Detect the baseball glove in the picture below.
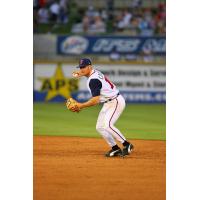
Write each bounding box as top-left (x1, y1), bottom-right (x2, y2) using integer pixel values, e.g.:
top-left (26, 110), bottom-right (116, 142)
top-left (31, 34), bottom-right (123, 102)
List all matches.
top-left (65, 98), bottom-right (80, 113)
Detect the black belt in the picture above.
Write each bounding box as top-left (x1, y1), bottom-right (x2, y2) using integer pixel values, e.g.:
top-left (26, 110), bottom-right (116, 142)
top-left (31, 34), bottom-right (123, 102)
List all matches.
top-left (104, 93), bottom-right (120, 103)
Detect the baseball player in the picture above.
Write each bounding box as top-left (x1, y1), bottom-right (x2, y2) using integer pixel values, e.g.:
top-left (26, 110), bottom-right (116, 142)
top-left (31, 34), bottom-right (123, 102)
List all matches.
top-left (68, 58), bottom-right (134, 157)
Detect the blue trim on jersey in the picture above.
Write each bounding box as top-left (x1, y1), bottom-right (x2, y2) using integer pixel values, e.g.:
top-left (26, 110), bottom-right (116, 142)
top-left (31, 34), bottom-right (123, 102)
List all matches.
top-left (89, 79), bottom-right (102, 97)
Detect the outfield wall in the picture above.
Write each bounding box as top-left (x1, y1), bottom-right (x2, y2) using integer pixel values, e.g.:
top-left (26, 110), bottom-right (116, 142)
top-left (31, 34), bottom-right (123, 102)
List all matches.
top-left (34, 35), bottom-right (165, 59)
top-left (34, 63), bottom-right (165, 103)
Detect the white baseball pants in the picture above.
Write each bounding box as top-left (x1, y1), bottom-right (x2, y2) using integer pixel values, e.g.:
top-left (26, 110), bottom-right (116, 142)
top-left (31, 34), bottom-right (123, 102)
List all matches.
top-left (96, 94), bottom-right (127, 147)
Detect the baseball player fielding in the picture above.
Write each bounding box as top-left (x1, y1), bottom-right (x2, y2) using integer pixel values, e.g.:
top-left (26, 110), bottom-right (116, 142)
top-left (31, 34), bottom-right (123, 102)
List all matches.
top-left (66, 58), bottom-right (134, 157)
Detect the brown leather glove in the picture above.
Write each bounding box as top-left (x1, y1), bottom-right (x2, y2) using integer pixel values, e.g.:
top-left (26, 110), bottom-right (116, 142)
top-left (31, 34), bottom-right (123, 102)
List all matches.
top-left (65, 98), bottom-right (81, 113)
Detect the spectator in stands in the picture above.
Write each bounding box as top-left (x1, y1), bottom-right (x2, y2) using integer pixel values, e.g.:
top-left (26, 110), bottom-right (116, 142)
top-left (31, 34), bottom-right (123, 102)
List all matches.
top-left (144, 8), bottom-right (153, 24)
top-left (138, 11), bottom-right (154, 36)
top-left (113, 12), bottom-right (124, 31)
top-left (122, 10), bottom-right (132, 27)
top-left (82, 6), bottom-right (100, 32)
top-left (113, 9), bottom-right (132, 32)
top-left (117, 9), bottom-right (132, 30)
top-left (146, 9), bottom-right (156, 30)
top-left (101, 9), bottom-right (108, 21)
top-left (59, 0), bottom-right (68, 23)
top-left (33, 7), bottom-right (39, 33)
top-left (156, 19), bottom-right (165, 35)
top-left (59, 0), bottom-right (68, 13)
top-left (138, 17), bottom-right (148, 31)
top-left (90, 15), bottom-right (106, 33)
top-left (38, 5), bottom-right (49, 23)
top-left (86, 6), bottom-right (99, 18)
top-left (132, 0), bottom-right (142, 8)
top-left (33, 0), bottom-right (39, 9)
top-left (157, 3), bottom-right (166, 20)
top-left (49, 0), bottom-right (60, 22)
top-left (82, 15), bottom-right (90, 32)
top-left (74, 6), bottom-right (105, 34)
top-left (154, 3), bottom-right (166, 35)
top-left (38, 0), bottom-right (46, 8)
top-left (130, 18), bottom-right (139, 35)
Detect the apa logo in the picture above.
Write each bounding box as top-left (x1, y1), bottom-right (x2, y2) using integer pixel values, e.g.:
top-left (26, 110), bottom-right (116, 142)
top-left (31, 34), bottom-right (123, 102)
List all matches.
top-left (38, 65), bottom-right (79, 101)
top-left (61, 36), bottom-right (89, 55)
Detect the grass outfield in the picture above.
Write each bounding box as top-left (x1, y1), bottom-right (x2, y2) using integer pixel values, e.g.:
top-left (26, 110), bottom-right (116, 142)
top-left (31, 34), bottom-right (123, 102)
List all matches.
top-left (33, 103), bottom-right (166, 140)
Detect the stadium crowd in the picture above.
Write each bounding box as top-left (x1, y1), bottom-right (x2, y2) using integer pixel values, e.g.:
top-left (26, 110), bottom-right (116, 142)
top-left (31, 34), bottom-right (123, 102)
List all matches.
top-left (33, 0), bottom-right (165, 36)
top-left (33, 0), bottom-right (69, 24)
top-left (112, 3), bottom-right (165, 36)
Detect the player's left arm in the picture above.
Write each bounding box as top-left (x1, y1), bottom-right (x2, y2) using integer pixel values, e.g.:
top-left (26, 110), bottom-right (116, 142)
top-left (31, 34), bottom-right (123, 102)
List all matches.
top-left (77, 96), bottom-right (100, 109)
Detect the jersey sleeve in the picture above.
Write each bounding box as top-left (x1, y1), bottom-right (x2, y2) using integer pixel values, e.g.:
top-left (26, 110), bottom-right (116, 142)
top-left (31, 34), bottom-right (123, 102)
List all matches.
top-left (89, 79), bottom-right (102, 97)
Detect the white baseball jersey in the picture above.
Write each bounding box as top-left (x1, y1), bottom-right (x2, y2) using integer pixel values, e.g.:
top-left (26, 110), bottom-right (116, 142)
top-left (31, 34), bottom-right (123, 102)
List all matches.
top-left (87, 69), bottom-right (119, 103)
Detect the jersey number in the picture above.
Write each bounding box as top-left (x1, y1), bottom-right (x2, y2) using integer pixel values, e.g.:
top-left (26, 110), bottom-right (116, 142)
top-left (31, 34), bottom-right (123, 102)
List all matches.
top-left (105, 77), bottom-right (114, 89)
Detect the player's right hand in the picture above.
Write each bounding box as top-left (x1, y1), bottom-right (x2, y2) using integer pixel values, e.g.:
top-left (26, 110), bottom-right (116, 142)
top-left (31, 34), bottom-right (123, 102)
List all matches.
top-left (72, 71), bottom-right (81, 78)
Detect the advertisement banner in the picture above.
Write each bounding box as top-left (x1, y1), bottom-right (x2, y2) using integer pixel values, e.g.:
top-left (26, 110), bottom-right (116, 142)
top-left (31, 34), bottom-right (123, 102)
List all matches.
top-left (57, 36), bottom-right (165, 55)
top-left (34, 63), bottom-right (166, 103)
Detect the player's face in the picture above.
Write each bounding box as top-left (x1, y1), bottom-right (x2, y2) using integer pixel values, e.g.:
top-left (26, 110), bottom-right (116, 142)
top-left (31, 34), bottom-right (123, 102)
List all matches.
top-left (79, 65), bottom-right (92, 77)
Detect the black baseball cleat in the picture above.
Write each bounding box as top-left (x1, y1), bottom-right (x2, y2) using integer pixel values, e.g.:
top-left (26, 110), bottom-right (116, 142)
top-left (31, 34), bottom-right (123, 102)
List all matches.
top-left (105, 148), bottom-right (122, 157)
top-left (122, 143), bottom-right (134, 156)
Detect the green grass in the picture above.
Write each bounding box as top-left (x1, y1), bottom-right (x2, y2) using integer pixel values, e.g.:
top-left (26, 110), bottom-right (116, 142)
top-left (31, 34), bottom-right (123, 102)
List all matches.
top-left (33, 103), bottom-right (166, 140)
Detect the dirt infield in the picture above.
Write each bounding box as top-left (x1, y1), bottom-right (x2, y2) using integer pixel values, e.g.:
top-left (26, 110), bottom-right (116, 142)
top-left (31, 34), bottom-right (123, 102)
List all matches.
top-left (34, 136), bottom-right (166, 200)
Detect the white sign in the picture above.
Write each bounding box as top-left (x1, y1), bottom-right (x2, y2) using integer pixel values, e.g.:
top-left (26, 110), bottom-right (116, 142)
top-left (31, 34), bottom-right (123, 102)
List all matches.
top-left (34, 63), bottom-right (166, 92)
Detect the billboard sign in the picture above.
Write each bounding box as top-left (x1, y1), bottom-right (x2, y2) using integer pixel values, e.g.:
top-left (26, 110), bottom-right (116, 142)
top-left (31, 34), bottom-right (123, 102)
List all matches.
top-left (34, 63), bottom-right (166, 103)
top-left (57, 36), bottom-right (166, 55)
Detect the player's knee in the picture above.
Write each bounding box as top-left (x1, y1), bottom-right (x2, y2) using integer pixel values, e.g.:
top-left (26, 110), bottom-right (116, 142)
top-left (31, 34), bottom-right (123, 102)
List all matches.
top-left (96, 124), bottom-right (102, 132)
top-left (108, 123), bottom-right (114, 130)
top-left (96, 123), bottom-right (108, 132)
top-left (103, 124), bottom-right (110, 131)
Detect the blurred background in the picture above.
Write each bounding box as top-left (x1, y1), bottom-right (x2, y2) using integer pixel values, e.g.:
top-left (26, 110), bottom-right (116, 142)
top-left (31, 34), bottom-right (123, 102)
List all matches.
top-left (33, 0), bottom-right (166, 140)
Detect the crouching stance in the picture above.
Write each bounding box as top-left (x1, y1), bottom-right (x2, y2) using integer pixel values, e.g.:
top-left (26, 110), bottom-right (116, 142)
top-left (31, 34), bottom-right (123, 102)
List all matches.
top-left (66, 58), bottom-right (134, 157)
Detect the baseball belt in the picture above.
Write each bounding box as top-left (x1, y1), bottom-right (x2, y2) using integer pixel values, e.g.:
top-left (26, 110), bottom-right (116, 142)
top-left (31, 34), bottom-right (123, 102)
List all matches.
top-left (104, 93), bottom-right (120, 103)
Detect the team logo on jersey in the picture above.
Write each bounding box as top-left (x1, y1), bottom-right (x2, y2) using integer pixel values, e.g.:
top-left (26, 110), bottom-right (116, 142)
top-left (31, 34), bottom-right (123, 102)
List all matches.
top-left (38, 64), bottom-right (79, 101)
top-left (61, 36), bottom-right (89, 55)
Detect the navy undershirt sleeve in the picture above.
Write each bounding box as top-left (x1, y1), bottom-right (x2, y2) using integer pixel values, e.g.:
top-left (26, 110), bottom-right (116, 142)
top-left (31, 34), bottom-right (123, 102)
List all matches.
top-left (89, 79), bottom-right (102, 97)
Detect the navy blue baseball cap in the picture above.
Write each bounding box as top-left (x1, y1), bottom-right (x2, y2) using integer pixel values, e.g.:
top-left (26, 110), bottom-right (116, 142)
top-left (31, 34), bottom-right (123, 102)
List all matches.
top-left (77, 58), bottom-right (92, 68)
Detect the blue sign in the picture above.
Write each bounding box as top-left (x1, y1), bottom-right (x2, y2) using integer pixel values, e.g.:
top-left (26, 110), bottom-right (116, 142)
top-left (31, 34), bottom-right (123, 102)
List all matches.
top-left (57, 35), bottom-right (166, 55)
top-left (34, 91), bottom-right (166, 103)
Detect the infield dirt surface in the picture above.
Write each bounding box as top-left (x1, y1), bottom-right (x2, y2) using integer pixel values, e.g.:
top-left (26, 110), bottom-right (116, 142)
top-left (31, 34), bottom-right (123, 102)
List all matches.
top-left (34, 136), bottom-right (166, 200)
